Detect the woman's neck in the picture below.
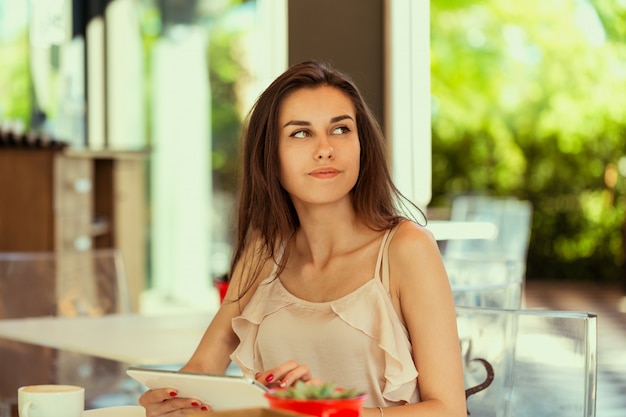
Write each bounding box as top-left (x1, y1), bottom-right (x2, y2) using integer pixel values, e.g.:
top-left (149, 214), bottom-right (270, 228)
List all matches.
top-left (291, 210), bottom-right (374, 266)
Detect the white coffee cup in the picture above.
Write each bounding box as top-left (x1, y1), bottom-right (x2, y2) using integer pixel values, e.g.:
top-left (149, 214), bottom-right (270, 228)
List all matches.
top-left (18, 384), bottom-right (84, 417)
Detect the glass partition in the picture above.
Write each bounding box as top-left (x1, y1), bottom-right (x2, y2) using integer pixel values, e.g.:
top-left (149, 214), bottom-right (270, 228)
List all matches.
top-left (458, 306), bottom-right (597, 417)
top-left (0, 0), bottom-right (287, 312)
top-left (139, 0), bottom-right (287, 310)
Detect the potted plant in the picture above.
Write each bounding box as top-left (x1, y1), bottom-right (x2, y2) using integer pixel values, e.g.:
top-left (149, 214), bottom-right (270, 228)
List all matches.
top-left (265, 381), bottom-right (367, 417)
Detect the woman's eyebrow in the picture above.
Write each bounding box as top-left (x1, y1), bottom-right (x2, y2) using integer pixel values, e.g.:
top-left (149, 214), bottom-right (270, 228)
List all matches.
top-left (283, 120), bottom-right (310, 128)
top-left (330, 114), bottom-right (354, 123)
top-left (283, 114), bottom-right (354, 128)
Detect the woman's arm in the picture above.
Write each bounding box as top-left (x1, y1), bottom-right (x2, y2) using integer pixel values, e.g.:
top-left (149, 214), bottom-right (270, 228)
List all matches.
top-left (380, 221), bottom-right (467, 417)
top-left (137, 289), bottom-right (243, 415)
top-left (183, 235), bottom-right (275, 373)
top-left (139, 235), bottom-right (274, 416)
top-left (181, 297), bottom-right (244, 374)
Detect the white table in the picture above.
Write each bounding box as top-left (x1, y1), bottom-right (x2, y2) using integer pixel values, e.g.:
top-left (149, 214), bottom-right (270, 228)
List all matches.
top-left (0, 313), bottom-right (214, 365)
top-left (426, 220), bottom-right (498, 241)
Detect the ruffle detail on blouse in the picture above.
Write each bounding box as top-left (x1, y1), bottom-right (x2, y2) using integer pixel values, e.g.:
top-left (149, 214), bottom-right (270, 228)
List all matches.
top-left (331, 279), bottom-right (419, 404)
top-left (230, 277), bottom-right (296, 377)
top-left (231, 275), bottom-right (419, 404)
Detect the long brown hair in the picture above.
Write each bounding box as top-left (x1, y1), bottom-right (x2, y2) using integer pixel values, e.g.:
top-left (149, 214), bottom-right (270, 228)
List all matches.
top-left (229, 61), bottom-right (424, 296)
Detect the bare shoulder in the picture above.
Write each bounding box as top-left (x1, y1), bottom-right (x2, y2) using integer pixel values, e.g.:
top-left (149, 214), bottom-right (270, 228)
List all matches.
top-left (389, 220), bottom-right (440, 259)
top-left (386, 221), bottom-right (448, 293)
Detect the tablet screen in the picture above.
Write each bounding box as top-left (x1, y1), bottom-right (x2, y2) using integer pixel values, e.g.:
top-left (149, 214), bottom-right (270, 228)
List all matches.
top-left (126, 367), bottom-right (269, 411)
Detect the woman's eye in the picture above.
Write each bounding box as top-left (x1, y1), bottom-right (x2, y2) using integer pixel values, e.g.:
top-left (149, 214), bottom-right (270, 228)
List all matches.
top-left (290, 130), bottom-right (308, 139)
top-left (332, 126), bottom-right (350, 135)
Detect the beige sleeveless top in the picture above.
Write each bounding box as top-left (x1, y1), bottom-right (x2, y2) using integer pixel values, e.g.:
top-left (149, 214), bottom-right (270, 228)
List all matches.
top-left (230, 225), bottom-right (420, 407)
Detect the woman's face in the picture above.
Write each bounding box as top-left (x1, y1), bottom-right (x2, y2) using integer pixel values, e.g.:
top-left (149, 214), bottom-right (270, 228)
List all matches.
top-left (277, 85), bottom-right (361, 208)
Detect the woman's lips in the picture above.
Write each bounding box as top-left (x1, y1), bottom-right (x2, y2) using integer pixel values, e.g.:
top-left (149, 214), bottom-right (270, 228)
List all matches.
top-left (309, 167), bottom-right (340, 179)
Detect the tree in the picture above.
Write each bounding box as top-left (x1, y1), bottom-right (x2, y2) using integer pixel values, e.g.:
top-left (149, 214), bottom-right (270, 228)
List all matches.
top-left (430, 0), bottom-right (626, 282)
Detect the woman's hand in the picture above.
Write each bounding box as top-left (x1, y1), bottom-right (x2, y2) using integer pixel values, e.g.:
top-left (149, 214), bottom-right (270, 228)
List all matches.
top-left (254, 360), bottom-right (321, 389)
top-left (138, 387), bottom-right (211, 416)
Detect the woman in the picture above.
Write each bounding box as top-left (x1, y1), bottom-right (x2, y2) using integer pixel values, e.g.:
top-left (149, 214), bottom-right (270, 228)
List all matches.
top-left (139, 61), bottom-right (466, 417)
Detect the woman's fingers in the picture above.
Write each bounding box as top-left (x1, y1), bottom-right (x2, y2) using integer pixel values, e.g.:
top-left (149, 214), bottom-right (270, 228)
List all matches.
top-left (145, 399), bottom-right (211, 417)
top-left (261, 360), bottom-right (314, 388)
top-left (255, 371), bottom-right (277, 385)
top-left (138, 387), bottom-right (179, 405)
top-left (138, 388), bottom-right (211, 416)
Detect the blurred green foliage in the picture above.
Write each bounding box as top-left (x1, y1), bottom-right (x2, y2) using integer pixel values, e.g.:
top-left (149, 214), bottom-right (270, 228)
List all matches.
top-left (0, 29), bottom-right (31, 126)
top-left (139, 0), bottom-right (248, 192)
top-left (430, 0), bottom-right (626, 282)
top-left (206, 13), bottom-right (250, 192)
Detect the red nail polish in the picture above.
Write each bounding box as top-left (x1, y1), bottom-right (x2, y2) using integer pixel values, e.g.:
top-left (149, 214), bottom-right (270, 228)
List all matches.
top-left (266, 374), bottom-right (274, 383)
top-left (169, 391), bottom-right (178, 397)
top-left (201, 406), bottom-right (208, 411)
top-left (191, 401), bottom-right (200, 407)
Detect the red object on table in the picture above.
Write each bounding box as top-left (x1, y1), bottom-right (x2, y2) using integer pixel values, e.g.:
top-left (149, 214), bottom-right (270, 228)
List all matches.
top-left (265, 391), bottom-right (367, 417)
top-left (213, 279), bottom-right (229, 303)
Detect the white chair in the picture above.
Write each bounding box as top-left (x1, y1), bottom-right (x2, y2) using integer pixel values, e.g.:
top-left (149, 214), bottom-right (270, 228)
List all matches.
top-left (458, 305), bottom-right (597, 417)
top-left (452, 281), bottom-right (523, 310)
top-left (441, 196), bottom-right (532, 309)
top-left (445, 256), bottom-right (525, 309)
top-left (443, 195), bottom-right (533, 264)
top-left (0, 249), bottom-right (131, 417)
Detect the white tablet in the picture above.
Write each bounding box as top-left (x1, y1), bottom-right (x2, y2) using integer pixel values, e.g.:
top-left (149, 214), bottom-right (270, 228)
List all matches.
top-left (126, 367), bottom-right (269, 411)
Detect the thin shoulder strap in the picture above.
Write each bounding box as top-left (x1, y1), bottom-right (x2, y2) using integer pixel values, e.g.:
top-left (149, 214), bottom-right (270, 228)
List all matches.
top-left (376, 224), bottom-right (401, 293)
top-left (374, 228), bottom-right (392, 278)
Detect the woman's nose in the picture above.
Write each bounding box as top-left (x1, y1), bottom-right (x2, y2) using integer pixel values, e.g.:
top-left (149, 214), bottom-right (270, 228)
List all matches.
top-left (315, 136), bottom-right (335, 160)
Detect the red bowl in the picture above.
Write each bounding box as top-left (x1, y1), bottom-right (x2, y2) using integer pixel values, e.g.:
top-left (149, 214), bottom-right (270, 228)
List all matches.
top-left (265, 391), bottom-right (367, 417)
